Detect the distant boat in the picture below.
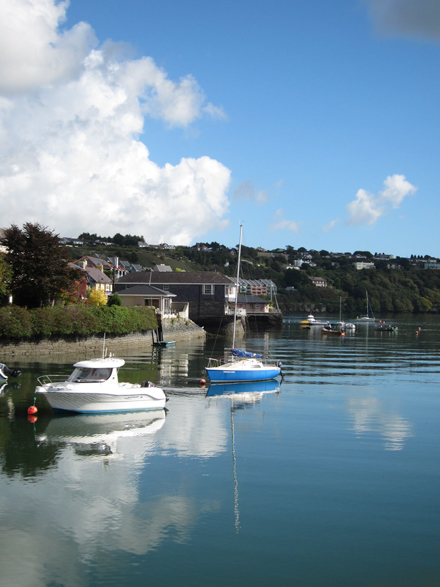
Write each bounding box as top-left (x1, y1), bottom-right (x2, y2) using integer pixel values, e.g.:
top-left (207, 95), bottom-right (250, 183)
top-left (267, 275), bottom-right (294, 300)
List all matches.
top-left (375, 322), bottom-right (398, 332)
top-left (153, 340), bottom-right (176, 348)
top-left (206, 225), bottom-right (281, 384)
top-left (322, 326), bottom-right (346, 336)
top-left (299, 314), bottom-right (330, 328)
top-left (357, 291), bottom-right (376, 322)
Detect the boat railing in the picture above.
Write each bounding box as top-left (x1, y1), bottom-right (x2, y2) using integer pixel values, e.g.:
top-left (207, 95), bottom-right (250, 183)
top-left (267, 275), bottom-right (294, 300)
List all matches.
top-left (37, 374), bottom-right (68, 386)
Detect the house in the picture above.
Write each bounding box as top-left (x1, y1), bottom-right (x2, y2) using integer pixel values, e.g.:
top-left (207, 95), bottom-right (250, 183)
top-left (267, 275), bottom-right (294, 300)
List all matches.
top-left (353, 262), bottom-right (375, 270)
top-left (74, 255), bottom-right (114, 272)
top-left (68, 263), bottom-right (112, 296)
top-left (153, 264), bottom-right (172, 272)
top-left (114, 271), bottom-right (233, 324)
top-left (309, 276), bottom-right (327, 288)
top-left (232, 295), bottom-right (270, 314)
top-left (239, 279), bottom-right (277, 297)
top-left (116, 284), bottom-right (178, 316)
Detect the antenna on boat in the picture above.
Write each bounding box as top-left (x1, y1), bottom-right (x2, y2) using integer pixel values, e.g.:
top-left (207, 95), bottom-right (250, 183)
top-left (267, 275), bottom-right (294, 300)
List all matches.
top-left (232, 223), bottom-right (243, 348)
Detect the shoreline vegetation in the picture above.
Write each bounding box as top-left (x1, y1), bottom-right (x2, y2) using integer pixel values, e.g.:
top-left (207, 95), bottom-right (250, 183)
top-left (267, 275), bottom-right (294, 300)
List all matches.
top-left (0, 305), bottom-right (158, 341)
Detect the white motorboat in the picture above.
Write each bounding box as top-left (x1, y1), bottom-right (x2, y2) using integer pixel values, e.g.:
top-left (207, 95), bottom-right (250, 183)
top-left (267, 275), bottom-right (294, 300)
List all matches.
top-left (35, 357), bottom-right (167, 413)
top-left (0, 363), bottom-right (21, 382)
top-left (299, 314), bottom-right (330, 328)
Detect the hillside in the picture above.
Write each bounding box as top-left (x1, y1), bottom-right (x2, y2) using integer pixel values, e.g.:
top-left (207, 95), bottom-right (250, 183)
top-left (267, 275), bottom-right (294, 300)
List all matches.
top-left (66, 240), bottom-right (440, 315)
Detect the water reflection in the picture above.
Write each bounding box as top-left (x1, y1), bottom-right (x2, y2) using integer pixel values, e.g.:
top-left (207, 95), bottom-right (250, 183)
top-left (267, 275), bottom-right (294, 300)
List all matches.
top-left (36, 410), bottom-right (167, 458)
top-left (1, 316), bottom-right (440, 586)
top-left (206, 379), bottom-right (281, 408)
top-left (346, 395), bottom-right (413, 451)
top-left (0, 396), bottom-right (227, 586)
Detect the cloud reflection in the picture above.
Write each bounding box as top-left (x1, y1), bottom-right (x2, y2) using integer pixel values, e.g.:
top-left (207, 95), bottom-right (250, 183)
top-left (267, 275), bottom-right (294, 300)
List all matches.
top-left (346, 396), bottom-right (413, 451)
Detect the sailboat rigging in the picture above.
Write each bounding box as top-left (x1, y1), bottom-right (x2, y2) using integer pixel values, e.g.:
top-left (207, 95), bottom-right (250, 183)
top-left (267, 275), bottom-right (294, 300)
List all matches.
top-left (357, 291), bottom-right (376, 322)
top-left (205, 225), bottom-right (282, 383)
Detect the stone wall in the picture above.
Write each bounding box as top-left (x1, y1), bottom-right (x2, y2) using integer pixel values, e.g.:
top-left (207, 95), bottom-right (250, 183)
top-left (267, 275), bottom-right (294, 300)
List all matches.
top-left (0, 318), bottom-right (206, 357)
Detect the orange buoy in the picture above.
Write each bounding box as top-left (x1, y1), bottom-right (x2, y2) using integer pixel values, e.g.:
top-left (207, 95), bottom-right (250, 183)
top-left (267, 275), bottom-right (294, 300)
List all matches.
top-left (200, 379), bottom-right (206, 385)
top-left (28, 415), bottom-right (38, 423)
top-left (27, 405), bottom-right (38, 415)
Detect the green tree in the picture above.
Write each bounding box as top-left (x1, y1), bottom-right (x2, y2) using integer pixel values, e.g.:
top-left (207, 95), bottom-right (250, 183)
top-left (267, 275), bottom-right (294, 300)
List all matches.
top-left (0, 254), bottom-right (12, 304)
top-left (1, 223), bottom-right (77, 308)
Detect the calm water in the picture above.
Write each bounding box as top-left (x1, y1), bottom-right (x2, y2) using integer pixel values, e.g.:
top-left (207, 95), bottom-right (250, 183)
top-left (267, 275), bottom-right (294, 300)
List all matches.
top-left (1, 315), bottom-right (440, 587)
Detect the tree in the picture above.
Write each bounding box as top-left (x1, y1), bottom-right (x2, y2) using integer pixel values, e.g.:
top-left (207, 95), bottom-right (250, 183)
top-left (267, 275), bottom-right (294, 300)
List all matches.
top-left (1, 223), bottom-right (77, 308)
top-left (87, 288), bottom-right (107, 306)
top-left (0, 254), bottom-right (12, 304)
top-left (107, 292), bottom-right (122, 307)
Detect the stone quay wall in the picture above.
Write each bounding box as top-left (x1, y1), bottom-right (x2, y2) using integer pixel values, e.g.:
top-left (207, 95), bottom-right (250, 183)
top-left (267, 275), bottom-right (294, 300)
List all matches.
top-left (0, 317), bottom-right (206, 357)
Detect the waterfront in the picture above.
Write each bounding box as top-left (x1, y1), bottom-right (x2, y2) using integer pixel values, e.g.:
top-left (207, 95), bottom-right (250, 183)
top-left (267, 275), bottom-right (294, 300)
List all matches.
top-left (1, 314), bottom-right (440, 586)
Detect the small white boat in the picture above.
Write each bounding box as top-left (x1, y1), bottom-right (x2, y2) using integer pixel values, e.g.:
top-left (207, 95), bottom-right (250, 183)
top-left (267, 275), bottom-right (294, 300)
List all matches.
top-left (0, 363), bottom-right (21, 382)
top-left (35, 357), bottom-right (167, 413)
top-left (299, 314), bottom-right (330, 328)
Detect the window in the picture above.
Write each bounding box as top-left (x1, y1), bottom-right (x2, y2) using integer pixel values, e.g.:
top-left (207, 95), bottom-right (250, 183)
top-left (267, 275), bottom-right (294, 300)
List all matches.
top-left (203, 284), bottom-right (214, 295)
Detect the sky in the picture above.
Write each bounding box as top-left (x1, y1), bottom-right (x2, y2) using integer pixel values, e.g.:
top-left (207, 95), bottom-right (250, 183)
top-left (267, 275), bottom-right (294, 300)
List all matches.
top-left (1, 0), bottom-right (439, 257)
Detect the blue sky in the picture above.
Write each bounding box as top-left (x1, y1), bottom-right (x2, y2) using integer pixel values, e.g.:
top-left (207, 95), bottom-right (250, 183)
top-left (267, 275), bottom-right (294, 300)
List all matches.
top-left (1, 1), bottom-right (440, 256)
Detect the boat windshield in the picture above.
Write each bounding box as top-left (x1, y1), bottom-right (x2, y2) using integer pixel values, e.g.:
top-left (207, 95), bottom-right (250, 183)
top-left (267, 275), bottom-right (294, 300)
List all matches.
top-left (68, 367), bottom-right (113, 383)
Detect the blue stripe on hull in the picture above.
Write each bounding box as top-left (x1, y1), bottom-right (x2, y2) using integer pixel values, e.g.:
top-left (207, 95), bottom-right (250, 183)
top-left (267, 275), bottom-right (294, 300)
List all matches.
top-left (206, 368), bottom-right (280, 383)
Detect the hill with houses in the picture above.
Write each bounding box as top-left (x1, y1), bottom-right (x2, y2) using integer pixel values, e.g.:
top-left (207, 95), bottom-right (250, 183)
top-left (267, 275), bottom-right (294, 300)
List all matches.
top-left (64, 234), bottom-right (440, 315)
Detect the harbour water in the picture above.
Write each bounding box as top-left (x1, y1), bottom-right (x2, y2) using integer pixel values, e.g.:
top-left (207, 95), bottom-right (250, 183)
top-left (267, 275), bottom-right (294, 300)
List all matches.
top-left (1, 314), bottom-right (440, 586)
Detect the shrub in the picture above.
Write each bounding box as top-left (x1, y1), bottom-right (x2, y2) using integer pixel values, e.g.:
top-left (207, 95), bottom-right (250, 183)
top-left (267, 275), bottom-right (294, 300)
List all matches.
top-left (0, 305), bottom-right (33, 338)
top-left (0, 304), bottom-right (157, 340)
top-left (107, 292), bottom-right (122, 307)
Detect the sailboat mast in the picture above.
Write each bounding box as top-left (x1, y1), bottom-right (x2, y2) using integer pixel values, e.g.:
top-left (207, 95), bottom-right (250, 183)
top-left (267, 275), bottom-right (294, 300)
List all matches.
top-left (232, 224), bottom-right (243, 348)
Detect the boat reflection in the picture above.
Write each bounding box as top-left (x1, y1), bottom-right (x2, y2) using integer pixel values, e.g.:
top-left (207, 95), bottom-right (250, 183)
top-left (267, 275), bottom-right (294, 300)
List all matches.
top-left (206, 379), bottom-right (280, 404)
top-left (36, 409), bottom-right (167, 457)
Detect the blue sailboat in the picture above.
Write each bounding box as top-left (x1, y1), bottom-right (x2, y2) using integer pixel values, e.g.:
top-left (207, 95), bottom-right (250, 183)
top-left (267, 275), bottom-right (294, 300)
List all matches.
top-left (205, 225), bottom-right (281, 384)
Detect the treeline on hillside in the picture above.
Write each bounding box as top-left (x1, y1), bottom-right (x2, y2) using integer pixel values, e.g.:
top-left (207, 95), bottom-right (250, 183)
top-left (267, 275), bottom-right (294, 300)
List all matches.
top-left (71, 234), bottom-right (440, 314)
top-left (277, 267), bottom-right (440, 314)
top-left (0, 305), bottom-right (157, 340)
top-left (78, 233), bottom-right (143, 247)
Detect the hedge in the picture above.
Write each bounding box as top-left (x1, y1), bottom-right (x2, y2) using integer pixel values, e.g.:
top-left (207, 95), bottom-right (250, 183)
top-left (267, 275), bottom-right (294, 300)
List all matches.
top-left (0, 305), bottom-right (157, 340)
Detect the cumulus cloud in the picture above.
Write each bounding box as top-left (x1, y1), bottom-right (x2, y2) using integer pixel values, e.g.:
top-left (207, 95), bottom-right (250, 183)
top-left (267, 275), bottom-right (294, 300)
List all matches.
top-left (364, 0), bottom-right (440, 40)
top-left (0, 0), bottom-right (230, 244)
top-left (269, 209), bottom-right (300, 233)
top-left (345, 174), bottom-right (417, 226)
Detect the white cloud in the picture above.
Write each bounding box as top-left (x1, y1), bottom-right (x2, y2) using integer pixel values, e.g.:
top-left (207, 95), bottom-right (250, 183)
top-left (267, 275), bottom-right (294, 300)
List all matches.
top-left (345, 174), bottom-right (417, 226)
top-left (0, 0), bottom-right (230, 244)
top-left (269, 209), bottom-right (300, 233)
top-left (364, 0), bottom-right (440, 40)
top-left (233, 180), bottom-right (268, 204)
top-left (323, 218), bottom-right (339, 232)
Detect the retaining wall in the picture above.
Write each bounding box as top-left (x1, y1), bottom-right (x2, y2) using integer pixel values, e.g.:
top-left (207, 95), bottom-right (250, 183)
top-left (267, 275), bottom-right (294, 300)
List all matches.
top-left (0, 318), bottom-right (206, 357)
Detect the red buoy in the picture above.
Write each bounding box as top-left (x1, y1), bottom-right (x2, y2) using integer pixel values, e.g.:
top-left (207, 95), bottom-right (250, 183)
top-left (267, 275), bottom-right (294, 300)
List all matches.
top-left (27, 405), bottom-right (38, 415)
top-left (28, 415), bottom-right (38, 423)
top-left (200, 379), bottom-right (206, 386)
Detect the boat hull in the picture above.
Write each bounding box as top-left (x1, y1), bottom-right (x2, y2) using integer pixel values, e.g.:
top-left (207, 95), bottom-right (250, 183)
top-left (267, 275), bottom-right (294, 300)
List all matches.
top-left (37, 389), bottom-right (167, 413)
top-left (206, 366), bottom-right (280, 383)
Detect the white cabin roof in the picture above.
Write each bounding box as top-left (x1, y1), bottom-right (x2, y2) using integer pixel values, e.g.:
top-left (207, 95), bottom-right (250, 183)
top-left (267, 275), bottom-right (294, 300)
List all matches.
top-left (73, 358), bottom-right (125, 369)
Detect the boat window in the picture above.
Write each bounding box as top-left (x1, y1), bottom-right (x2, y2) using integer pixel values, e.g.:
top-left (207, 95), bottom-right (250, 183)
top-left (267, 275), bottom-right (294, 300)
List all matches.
top-left (68, 367), bottom-right (113, 382)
